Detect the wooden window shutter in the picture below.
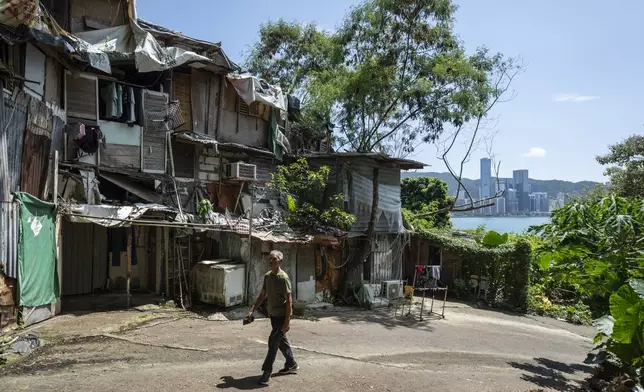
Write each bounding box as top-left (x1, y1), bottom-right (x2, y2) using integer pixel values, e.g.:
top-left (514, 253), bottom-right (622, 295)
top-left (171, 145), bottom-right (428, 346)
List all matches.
top-left (173, 72), bottom-right (192, 131)
top-left (65, 72), bottom-right (98, 120)
top-left (237, 96), bottom-right (250, 116)
top-left (141, 90), bottom-right (169, 174)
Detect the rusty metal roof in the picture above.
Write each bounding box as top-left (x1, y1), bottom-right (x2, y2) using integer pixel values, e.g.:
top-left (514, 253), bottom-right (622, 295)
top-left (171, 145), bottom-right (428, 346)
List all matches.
top-left (173, 131), bottom-right (218, 150)
top-left (137, 19), bottom-right (239, 71)
top-left (300, 152), bottom-right (426, 170)
top-left (218, 142), bottom-right (275, 158)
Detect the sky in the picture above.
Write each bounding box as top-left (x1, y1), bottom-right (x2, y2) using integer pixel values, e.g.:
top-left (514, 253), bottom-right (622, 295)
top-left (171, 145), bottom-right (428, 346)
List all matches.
top-left (136, 0), bottom-right (644, 182)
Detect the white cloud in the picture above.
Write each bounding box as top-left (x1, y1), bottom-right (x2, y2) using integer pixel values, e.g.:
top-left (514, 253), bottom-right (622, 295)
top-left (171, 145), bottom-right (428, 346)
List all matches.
top-left (523, 147), bottom-right (547, 158)
top-left (553, 93), bottom-right (600, 102)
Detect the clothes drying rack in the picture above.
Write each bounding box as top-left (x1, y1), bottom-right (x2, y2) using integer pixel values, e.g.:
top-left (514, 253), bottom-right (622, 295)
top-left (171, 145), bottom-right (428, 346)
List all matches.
top-left (410, 265), bottom-right (447, 321)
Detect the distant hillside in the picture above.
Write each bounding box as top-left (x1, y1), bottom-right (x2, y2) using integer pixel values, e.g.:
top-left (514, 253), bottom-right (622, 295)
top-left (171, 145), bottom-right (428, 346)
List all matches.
top-left (401, 172), bottom-right (600, 198)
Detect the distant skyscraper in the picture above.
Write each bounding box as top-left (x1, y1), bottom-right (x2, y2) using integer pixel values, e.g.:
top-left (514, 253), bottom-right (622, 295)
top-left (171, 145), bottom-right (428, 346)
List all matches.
top-left (505, 188), bottom-right (519, 213)
top-left (496, 196), bottom-right (506, 214)
top-left (480, 158), bottom-right (492, 199)
top-left (479, 158), bottom-right (492, 214)
top-left (513, 169), bottom-right (530, 212)
top-left (529, 192), bottom-right (549, 212)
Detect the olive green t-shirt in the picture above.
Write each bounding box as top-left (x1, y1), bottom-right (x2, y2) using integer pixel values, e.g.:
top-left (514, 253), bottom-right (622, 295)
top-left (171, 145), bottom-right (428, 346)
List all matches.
top-left (262, 270), bottom-right (292, 317)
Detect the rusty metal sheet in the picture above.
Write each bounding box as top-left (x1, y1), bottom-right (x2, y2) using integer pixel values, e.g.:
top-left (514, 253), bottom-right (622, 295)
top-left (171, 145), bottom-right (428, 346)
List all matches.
top-left (370, 234), bottom-right (404, 284)
top-left (20, 98), bottom-right (53, 197)
top-left (349, 164), bottom-right (403, 234)
top-left (0, 200), bottom-right (19, 279)
top-left (0, 90), bottom-right (30, 197)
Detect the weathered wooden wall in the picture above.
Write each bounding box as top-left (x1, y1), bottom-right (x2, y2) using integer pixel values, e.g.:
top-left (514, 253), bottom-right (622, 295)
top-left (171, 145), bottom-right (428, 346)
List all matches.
top-left (61, 220), bottom-right (108, 296)
top-left (217, 82), bottom-right (269, 147)
top-left (70, 0), bottom-right (127, 33)
top-left (142, 90), bottom-right (168, 173)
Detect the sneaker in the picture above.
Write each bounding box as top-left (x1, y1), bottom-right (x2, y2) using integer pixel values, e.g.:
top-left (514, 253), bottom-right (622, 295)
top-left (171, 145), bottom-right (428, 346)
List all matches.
top-left (258, 370), bottom-right (271, 385)
top-left (278, 363), bottom-right (299, 374)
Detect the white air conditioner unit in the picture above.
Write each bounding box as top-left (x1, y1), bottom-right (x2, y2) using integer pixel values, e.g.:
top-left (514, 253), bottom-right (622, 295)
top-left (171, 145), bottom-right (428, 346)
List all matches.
top-left (223, 162), bottom-right (256, 181)
top-left (380, 280), bottom-right (403, 300)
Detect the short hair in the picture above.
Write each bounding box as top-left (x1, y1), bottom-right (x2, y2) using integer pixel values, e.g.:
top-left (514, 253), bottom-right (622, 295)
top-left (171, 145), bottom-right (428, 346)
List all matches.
top-left (269, 250), bottom-right (283, 261)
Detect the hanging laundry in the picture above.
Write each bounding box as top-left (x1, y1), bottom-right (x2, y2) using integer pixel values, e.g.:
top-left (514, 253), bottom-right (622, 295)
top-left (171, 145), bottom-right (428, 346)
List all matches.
top-left (76, 126), bottom-right (106, 155)
top-left (430, 265), bottom-right (441, 281)
top-left (101, 82), bottom-right (119, 118)
top-left (67, 123), bottom-right (86, 140)
top-left (116, 84), bottom-right (123, 118)
top-left (128, 87), bottom-right (136, 123)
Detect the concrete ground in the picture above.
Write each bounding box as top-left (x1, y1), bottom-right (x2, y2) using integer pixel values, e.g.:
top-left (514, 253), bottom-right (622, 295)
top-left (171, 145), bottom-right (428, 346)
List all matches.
top-left (0, 300), bottom-right (595, 392)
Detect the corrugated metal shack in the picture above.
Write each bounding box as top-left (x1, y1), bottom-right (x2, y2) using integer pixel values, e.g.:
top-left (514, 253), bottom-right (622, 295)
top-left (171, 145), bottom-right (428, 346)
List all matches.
top-left (303, 152), bottom-right (425, 289)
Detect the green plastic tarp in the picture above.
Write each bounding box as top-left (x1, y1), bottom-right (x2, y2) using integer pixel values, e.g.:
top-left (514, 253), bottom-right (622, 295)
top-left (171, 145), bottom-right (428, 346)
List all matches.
top-left (15, 192), bottom-right (59, 307)
top-left (269, 108), bottom-right (283, 161)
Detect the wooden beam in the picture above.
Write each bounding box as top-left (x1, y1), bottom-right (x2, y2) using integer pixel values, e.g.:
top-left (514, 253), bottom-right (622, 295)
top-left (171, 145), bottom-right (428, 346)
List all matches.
top-left (53, 150), bottom-right (58, 206)
top-left (156, 227), bottom-right (162, 295)
top-left (126, 228), bottom-right (132, 308)
top-left (164, 227), bottom-right (169, 297)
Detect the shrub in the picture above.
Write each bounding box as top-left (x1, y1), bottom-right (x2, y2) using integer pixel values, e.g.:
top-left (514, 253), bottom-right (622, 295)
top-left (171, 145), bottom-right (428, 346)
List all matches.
top-left (421, 230), bottom-right (531, 312)
top-left (269, 158), bottom-right (356, 231)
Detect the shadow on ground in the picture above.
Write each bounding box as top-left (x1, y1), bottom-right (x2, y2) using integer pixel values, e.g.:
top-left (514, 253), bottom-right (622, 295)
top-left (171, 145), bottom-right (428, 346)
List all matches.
top-left (310, 307), bottom-right (438, 332)
top-left (61, 292), bottom-right (165, 316)
top-left (216, 375), bottom-right (267, 390)
top-left (508, 357), bottom-right (593, 391)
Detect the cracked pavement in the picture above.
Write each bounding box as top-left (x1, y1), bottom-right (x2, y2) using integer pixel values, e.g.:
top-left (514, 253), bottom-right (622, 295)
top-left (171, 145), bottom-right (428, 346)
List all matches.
top-left (0, 302), bottom-right (595, 391)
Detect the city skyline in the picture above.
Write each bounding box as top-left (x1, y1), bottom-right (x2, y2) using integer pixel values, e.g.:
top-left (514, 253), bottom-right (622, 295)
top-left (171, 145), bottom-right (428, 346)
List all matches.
top-left (460, 159), bottom-right (568, 215)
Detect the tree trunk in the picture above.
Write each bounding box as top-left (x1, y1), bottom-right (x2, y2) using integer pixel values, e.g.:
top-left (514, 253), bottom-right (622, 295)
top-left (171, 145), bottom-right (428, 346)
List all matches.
top-left (344, 167), bottom-right (379, 297)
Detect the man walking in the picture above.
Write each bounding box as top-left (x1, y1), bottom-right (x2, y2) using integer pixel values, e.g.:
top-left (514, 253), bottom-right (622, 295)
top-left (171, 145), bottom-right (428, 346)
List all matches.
top-left (248, 250), bottom-right (298, 385)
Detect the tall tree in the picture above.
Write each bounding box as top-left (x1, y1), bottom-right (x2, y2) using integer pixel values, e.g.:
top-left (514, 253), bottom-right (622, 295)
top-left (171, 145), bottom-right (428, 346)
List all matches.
top-left (401, 177), bottom-right (453, 229)
top-left (597, 135), bottom-right (644, 198)
top-left (246, 0), bottom-right (520, 290)
top-left (245, 1), bottom-right (517, 156)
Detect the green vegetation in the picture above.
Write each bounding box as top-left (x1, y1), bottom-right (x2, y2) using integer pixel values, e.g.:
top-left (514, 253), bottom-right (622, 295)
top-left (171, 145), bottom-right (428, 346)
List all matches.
top-left (597, 135), bottom-right (644, 198)
top-left (529, 188), bottom-right (644, 384)
top-left (587, 279), bottom-right (644, 384)
top-left (419, 230), bottom-right (531, 312)
top-left (527, 284), bottom-right (592, 325)
top-left (268, 158), bottom-right (356, 231)
top-left (531, 196), bottom-right (644, 315)
top-left (401, 177), bottom-right (453, 230)
top-left (246, 0), bottom-right (517, 155)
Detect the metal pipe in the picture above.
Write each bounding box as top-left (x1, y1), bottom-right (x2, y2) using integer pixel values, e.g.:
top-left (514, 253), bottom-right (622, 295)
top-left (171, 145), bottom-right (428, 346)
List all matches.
top-left (246, 183), bottom-right (254, 305)
top-left (65, 212), bottom-right (254, 233)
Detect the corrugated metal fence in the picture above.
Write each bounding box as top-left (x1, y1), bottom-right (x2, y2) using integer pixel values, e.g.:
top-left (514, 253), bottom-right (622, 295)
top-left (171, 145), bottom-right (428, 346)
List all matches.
top-left (0, 90), bottom-right (29, 196)
top-left (350, 164), bottom-right (403, 233)
top-left (371, 233), bottom-right (406, 284)
top-left (0, 201), bottom-right (19, 278)
top-left (0, 89), bottom-right (64, 279)
top-left (0, 90), bottom-right (30, 280)
top-left (21, 97), bottom-right (53, 197)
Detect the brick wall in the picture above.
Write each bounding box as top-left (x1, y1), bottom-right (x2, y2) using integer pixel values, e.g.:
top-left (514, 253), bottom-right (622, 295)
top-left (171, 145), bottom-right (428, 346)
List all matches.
top-left (198, 147), bottom-right (220, 183)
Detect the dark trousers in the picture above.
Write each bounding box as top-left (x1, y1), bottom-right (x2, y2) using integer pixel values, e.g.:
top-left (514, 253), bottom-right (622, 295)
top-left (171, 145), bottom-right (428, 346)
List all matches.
top-left (261, 316), bottom-right (295, 372)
